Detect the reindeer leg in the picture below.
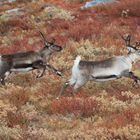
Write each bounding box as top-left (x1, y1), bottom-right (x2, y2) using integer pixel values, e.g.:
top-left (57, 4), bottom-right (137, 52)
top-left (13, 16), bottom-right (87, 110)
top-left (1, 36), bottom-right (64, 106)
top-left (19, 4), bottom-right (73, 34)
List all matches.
top-left (125, 72), bottom-right (140, 86)
top-left (71, 84), bottom-right (82, 98)
top-left (36, 66), bottom-right (46, 78)
top-left (31, 61), bottom-right (46, 78)
top-left (4, 71), bottom-right (11, 80)
top-left (37, 63), bottom-right (62, 78)
top-left (129, 72), bottom-right (140, 86)
top-left (46, 64), bottom-right (62, 77)
top-left (56, 81), bottom-right (69, 99)
top-left (71, 76), bottom-right (88, 97)
top-left (0, 78), bottom-right (5, 85)
top-left (0, 71), bottom-right (11, 85)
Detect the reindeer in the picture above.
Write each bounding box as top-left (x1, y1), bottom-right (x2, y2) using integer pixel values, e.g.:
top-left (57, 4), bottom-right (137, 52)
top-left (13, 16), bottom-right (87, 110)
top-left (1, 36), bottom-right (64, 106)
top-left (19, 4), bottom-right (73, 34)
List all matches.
top-left (57, 34), bottom-right (140, 99)
top-left (0, 31), bottom-right (63, 85)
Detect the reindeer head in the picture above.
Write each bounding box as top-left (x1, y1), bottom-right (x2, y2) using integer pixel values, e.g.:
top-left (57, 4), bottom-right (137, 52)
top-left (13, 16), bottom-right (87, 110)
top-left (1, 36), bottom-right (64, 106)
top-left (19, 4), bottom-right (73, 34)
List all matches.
top-left (39, 31), bottom-right (62, 52)
top-left (121, 34), bottom-right (140, 54)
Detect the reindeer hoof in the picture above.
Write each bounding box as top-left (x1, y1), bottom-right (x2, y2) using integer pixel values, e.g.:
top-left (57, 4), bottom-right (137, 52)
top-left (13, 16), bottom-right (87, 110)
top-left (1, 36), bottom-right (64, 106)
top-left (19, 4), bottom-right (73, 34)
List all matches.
top-left (36, 75), bottom-right (42, 78)
top-left (56, 97), bottom-right (60, 100)
top-left (132, 81), bottom-right (138, 87)
top-left (36, 75), bottom-right (39, 78)
top-left (56, 71), bottom-right (62, 76)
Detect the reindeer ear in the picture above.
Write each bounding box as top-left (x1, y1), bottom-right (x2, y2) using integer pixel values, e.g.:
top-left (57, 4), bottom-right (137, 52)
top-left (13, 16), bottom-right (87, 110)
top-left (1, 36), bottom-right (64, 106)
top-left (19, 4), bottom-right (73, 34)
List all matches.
top-left (126, 34), bottom-right (131, 41)
top-left (51, 38), bottom-right (55, 44)
top-left (45, 42), bottom-right (50, 48)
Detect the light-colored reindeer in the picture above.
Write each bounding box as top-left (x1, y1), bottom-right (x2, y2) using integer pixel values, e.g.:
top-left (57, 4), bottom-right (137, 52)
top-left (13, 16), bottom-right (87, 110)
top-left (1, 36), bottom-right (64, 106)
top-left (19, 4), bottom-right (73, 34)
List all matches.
top-left (57, 34), bottom-right (140, 99)
top-left (0, 31), bottom-right (63, 85)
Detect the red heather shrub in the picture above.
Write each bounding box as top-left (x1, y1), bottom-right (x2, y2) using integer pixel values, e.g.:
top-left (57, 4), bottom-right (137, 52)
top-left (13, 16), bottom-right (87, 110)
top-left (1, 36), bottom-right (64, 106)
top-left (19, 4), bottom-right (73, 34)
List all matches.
top-left (9, 19), bottom-right (31, 30)
top-left (47, 17), bottom-right (103, 41)
top-left (95, 0), bottom-right (140, 18)
top-left (0, 46), bottom-right (16, 54)
top-left (0, 19), bottom-right (30, 34)
top-left (102, 108), bottom-right (139, 129)
top-left (68, 18), bottom-right (104, 41)
top-left (50, 97), bottom-right (100, 117)
top-left (7, 112), bottom-right (28, 128)
top-left (8, 89), bottom-right (29, 108)
top-left (123, 108), bottom-right (138, 122)
top-left (0, 5), bottom-right (12, 13)
top-left (45, 18), bottom-right (70, 42)
top-left (53, 35), bottom-right (68, 45)
top-left (49, 18), bottom-right (70, 31)
top-left (115, 93), bottom-right (132, 102)
top-left (16, 0), bottom-right (32, 3)
top-left (106, 114), bottom-right (127, 129)
top-left (0, 44), bottom-right (30, 55)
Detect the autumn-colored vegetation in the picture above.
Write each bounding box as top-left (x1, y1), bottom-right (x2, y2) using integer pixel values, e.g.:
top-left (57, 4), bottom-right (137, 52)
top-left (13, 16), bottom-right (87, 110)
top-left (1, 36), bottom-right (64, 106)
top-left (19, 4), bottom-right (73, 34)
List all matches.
top-left (0, 0), bottom-right (140, 139)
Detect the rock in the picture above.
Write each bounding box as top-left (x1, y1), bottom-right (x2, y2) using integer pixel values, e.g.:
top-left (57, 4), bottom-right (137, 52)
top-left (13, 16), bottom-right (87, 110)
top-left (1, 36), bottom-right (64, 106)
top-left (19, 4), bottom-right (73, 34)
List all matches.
top-left (80, 0), bottom-right (117, 10)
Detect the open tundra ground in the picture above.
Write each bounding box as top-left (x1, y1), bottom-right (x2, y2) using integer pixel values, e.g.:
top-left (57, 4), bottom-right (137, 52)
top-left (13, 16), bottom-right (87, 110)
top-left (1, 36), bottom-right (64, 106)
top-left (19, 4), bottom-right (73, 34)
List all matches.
top-left (0, 0), bottom-right (140, 139)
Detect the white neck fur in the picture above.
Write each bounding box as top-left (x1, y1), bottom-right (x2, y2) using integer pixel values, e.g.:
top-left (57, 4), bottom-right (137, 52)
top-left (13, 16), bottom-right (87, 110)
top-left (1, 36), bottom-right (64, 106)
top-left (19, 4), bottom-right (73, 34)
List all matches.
top-left (128, 53), bottom-right (140, 63)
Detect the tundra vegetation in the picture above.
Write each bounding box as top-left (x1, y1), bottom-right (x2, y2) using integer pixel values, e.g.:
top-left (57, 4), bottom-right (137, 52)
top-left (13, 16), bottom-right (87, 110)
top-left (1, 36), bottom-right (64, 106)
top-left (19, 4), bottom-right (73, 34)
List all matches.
top-left (0, 0), bottom-right (140, 139)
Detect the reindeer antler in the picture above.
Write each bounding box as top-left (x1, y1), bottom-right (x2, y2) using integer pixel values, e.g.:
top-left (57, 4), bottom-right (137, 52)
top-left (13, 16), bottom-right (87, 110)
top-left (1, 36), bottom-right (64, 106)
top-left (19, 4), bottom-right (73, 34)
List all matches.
top-left (134, 41), bottom-right (140, 49)
top-left (39, 31), bottom-right (47, 44)
top-left (120, 34), bottom-right (140, 53)
top-left (121, 34), bottom-right (131, 43)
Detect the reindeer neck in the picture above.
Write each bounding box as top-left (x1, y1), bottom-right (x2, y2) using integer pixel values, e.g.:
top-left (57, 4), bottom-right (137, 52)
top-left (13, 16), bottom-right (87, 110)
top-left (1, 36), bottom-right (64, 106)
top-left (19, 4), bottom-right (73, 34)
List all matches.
top-left (39, 47), bottom-right (52, 57)
top-left (127, 53), bottom-right (140, 63)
